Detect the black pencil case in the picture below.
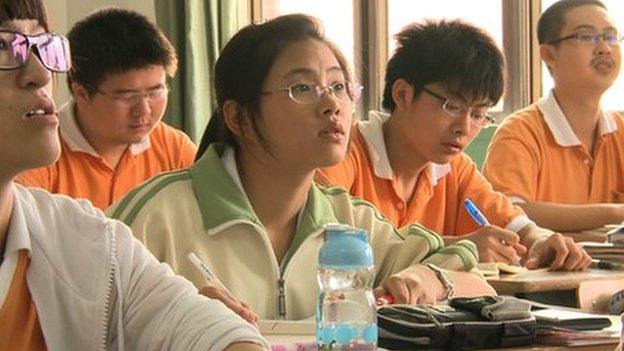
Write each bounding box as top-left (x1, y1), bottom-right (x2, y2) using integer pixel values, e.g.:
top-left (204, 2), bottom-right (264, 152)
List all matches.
top-left (378, 297), bottom-right (536, 350)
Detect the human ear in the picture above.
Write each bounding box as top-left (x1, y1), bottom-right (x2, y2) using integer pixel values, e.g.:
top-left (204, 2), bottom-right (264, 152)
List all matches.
top-left (391, 78), bottom-right (415, 111)
top-left (71, 82), bottom-right (92, 103)
top-left (222, 100), bottom-right (250, 139)
top-left (540, 44), bottom-right (556, 75)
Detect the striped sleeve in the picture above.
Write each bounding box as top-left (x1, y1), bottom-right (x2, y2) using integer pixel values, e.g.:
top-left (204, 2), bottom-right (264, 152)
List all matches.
top-left (107, 170), bottom-right (191, 225)
top-left (327, 188), bottom-right (478, 286)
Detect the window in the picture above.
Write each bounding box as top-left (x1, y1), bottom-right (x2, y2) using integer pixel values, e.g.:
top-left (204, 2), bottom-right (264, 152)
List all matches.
top-left (258, 1), bottom-right (355, 69)
top-left (540, 0), bottom-right (624, 111)
top-left (387, 1), bottom-right (503, 56)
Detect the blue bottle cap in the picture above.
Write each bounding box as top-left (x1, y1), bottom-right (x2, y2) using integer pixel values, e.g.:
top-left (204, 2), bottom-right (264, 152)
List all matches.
top-left (318, 224), bottom-right (373, 269)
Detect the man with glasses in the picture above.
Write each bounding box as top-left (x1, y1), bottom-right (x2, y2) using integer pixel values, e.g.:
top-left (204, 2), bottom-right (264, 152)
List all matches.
top-left (317, 19), bottom-right (590, 270)
top-left (17, 7), bottom-right (197, 210)
top-left (484, 0), bottom-right (624, 232)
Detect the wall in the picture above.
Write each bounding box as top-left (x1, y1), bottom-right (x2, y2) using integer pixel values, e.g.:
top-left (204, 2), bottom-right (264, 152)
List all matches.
top-left (46, 0), bottom-right (156, 103)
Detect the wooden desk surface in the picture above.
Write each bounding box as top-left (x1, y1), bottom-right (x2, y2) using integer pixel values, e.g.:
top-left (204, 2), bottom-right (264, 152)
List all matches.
top-left (487, 269), bottom-right (624, 294)
top-left (264, 334), bottom-right (617, 351)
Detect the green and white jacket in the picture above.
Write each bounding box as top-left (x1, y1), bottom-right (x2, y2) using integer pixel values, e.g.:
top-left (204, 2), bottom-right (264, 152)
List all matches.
top-left (109, 144), bottom-right (478, 320)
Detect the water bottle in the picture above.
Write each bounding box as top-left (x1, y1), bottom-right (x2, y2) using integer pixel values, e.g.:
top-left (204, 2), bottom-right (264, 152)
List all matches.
top-left (316, 224), bottom-right (377, 350)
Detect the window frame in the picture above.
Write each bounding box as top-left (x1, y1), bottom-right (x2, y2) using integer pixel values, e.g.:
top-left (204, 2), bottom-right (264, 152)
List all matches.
top-left (252, 0), bottom-right (543, 119)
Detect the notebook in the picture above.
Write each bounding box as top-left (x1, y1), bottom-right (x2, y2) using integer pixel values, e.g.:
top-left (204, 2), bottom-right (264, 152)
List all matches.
top-left (532, 307), bottom-right (612, 331)
top-left (477, 262), bottom-right (549, 277)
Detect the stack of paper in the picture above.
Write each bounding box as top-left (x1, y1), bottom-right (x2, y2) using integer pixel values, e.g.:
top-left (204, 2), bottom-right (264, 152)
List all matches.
top-left (607, 225), bottom-right (624, 246)
top-left (537, 327), bottom-right (620, 346)
top-left (579, 242), bottom-right (624, 263)
top-left (533, 307), bottom-right (621, 347)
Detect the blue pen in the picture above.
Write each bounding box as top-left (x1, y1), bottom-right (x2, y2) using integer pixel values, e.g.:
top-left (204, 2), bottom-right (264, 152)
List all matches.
top-left (464, 198), bottom-right (490, 227)
top-left (465, 198), bottom-right (522, 266)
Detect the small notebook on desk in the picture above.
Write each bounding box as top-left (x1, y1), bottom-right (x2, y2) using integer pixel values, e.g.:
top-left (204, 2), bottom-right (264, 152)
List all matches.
top-left (532, 307), bottom-right (612, 331)
top-left (477, 262), bottom-right (549, 278)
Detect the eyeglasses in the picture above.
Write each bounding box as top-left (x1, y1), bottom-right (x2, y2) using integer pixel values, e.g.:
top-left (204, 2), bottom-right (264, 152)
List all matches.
top-left (261, 81), bottom-right (363, 104)
top-left (94, 85), bottom-right (169, 107)
top-left (417, 84), bottom-right (495, 128)
top-left (0, 30), bottom-right (71, 72)
top-left (547, 30), bottom-right (623, 46)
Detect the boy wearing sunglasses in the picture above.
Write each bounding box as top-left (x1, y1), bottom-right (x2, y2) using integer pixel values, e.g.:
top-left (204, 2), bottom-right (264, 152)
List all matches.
top-left (317, 19), bottom-right (591, 271)
top-left (0, 0), bottom-right (268, 350)
top-left (17, 7), bottom-right (197, 210)
top-left (483, 0), bottom-right (624, 232)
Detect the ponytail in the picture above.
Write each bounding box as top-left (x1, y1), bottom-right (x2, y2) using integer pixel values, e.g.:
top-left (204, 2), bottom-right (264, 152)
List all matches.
top-left (195, 109), bottom-right (237, 162)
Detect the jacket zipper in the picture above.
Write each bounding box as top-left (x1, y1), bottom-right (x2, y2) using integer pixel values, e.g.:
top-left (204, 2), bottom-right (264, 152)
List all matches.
top-left (274, 227), bottom-right (326, 319)
top-left (243, 222), bottom-right (288, 319)
top-left (100, 229), bottom-right (117, 350)
top-left (277, 277), bottom-right (286, 319)
top-left (236, 222), bottom-right (325, 319)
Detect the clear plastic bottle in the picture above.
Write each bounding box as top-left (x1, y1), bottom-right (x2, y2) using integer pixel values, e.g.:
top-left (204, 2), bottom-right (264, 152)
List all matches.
top-left (316, 224), bottom-right (377, 350)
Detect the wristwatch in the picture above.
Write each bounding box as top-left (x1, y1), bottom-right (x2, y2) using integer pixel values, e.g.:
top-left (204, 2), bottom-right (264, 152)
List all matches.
top-left (425, 263), bottom-right (455, 301)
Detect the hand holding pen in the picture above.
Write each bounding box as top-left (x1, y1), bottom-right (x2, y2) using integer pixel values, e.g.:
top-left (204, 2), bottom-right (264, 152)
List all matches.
top-left (376, 199), bottom-right (525, 306)
top-left (188, 252), bottom-right (259, 327)
top-left (463, 199), bottom-right (526, 264)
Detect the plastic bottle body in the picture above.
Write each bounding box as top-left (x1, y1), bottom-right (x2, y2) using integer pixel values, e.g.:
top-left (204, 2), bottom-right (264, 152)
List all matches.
top-left (316, 266), bottom-right (377, 350)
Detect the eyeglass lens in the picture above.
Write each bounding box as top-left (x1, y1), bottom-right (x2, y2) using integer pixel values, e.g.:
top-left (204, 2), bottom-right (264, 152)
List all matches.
top-left (291, 82), bottom-right (361, 103)
top-left (0, 31), bottom-right (71, 72)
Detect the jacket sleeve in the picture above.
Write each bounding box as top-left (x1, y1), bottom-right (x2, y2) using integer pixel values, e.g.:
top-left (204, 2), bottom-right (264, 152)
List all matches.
top-left (109, 219), bottom-right (268, 351)
top-left (347, 197), bottom-right (479, 286)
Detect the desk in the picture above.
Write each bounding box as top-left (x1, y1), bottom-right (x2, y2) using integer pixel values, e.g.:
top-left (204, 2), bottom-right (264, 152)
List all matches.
top-left (262, 318), bottom-right (621, 351)
top-left (264, 335), bottom-right (618, 351)
top-left (487, 269), bottom-right (624, 295)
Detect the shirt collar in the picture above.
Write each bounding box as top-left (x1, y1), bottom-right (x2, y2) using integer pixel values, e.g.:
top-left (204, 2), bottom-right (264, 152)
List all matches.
top-left (221, 147), bottom-right (246, 193)
top-left (190, 144), bottom-right (338, 232)
top-left (59, 99), bottom-right (151, 157)
top-left (537, 90), bottom-right (618, 147)
top-left (4, 185), bottom-right (31, 258)
top-left (359, 111), bottom-right (451, 185)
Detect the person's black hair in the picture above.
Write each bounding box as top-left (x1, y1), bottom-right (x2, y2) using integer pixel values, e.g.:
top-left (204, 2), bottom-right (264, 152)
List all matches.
top-left (382, 19), bottom-right (505, 112)
top-left (67, 6), bottom-right (177, 94)
top-left (0, 0), bottom-right (49, 31)
top-left (537, 0), bottom-right (607, 45)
